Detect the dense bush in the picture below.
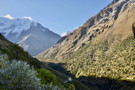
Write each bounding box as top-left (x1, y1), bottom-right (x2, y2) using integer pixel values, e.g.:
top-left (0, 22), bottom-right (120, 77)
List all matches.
top-left (0, 55), bottom-right (45, 89)
top-left (37, 69), bottom-right (58, 85)
top-left (0, 54), bottom-right (64, 90)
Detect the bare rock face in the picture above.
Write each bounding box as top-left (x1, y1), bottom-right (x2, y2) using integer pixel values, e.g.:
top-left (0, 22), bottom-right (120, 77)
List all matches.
top-left (37, 0), bottom-right (135, 61)
top-left (113, 0), bottom-right (119, 3)
top-left (132, 22), bottom-right (135, 38)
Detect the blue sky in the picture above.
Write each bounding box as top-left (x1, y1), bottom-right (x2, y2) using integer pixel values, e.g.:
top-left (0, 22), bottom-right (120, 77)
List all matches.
top-left (0, 0), bottom-right (112, 35)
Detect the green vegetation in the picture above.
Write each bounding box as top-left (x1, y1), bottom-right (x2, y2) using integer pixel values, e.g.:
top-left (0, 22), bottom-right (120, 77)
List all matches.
top-left (0, 44), bottom-right (41, 68)
top-left (63, 36), bottom-right (135, 88)
top-left (0, 55), bottom-right (43, 89)
top-left (37, 69), bottom-right (58, 85)
top-left (0, 55), bottom-right (66, 90)
top-left (0, 47), bottom-right (62, 89)
top-left (0, 34), bottom-right (76, 90)
top-left (0, 36), bottom-right (42, 69)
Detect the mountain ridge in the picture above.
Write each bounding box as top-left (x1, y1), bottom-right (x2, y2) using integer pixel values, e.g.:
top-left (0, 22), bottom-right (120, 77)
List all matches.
top-left (0, 16), bottom-right (61, 56)
top-left (37, 0), bottom-right (134, 60)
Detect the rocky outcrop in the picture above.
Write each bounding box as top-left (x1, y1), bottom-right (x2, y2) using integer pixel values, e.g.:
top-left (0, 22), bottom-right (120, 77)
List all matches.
top-left (132, 21), bottom-right (135, 38)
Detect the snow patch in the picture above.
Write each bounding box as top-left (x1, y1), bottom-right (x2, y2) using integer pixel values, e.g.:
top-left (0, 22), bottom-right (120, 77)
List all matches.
top-left (22, 17), bottom-right (33, 20)
top-left (11, 19), bottom-right (32, 36)
top-left (22, 44), bottom-right (29, 51)
top-left (0, 16), bottom-right (37, 37)
top-left (61, 31), bottom-right (70, 37)
top-left (61, 32), bottom-right (67, 37)
top-left (18, 34), bottom-right (31, 44)
top-left (4, 14), bottom-right (14, 20)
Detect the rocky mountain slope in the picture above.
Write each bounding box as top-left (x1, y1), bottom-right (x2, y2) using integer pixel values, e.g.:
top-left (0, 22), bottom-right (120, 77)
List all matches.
top-left (0, 16), bottom-right (61, 56)
top-left (37, 0), bottom-right (135, 89)
top-left (37, 0), bottom-right (135, 60)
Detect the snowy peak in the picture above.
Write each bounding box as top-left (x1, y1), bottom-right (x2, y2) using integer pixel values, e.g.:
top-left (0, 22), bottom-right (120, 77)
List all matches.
top-left (22, 17), bottom-right (33, 21)
top-left (0, 15), bottom-right (61, 56)
top-left (4, 14), bottom-right (14, 20)
top-left (61, 31), bottom-right (71, 37)
top-left (0, 16), bottom-right (37, 36)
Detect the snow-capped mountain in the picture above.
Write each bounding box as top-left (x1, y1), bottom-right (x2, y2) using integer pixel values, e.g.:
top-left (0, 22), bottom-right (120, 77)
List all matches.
top-left (0, 15), bottom-right (61, 56)
top-left (61, 31), bottom-right (71, 37)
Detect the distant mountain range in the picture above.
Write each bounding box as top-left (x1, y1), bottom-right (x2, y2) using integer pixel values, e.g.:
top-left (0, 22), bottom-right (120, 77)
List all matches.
top-left (0, 15), bottom-right (61, 56)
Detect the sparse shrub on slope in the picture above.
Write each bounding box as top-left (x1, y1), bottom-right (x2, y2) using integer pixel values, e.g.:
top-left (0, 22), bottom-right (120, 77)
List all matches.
top-left (62, 36), bottom-right (135, 89)
top-left (0, 44), bottom-right (41, 68)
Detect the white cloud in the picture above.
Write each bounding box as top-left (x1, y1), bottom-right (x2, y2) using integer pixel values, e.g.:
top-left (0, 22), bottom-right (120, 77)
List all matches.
top-left (22, 17), bottom-right (33, 20)
top-left (4, 14), bottom-right (14, 19)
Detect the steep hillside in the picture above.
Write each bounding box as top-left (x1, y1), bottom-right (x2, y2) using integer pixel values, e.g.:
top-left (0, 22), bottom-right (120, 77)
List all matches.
top-left (0, 16), bottom-right (61, 56)
top-left (0, 33), bottom-right (41, 68)
top-left (37, 0), bottom-right (135, 61)
top-left (0, 33), bottom-right (12, 48)
top-left (37, 0), bottom-right (135, 89)
top-left (0, 34), bottom-right (89, 90)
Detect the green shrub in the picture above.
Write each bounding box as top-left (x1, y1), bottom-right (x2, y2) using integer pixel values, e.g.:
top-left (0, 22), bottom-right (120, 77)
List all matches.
top-left (37, 69), bottom-right (58, 86)
top-left (0, 55), bottom-right (45, 89)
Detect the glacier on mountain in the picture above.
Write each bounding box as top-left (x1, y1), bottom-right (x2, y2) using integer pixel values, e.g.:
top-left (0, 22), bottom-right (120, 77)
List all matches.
top-left (0, 15), bottom-right (37, 37)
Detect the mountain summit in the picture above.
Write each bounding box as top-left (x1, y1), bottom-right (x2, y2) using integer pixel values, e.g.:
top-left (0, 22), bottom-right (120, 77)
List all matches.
top-left (4, 14), bottom-right (14, 20)
top-left (0, 16), bottom-right (61, 56)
